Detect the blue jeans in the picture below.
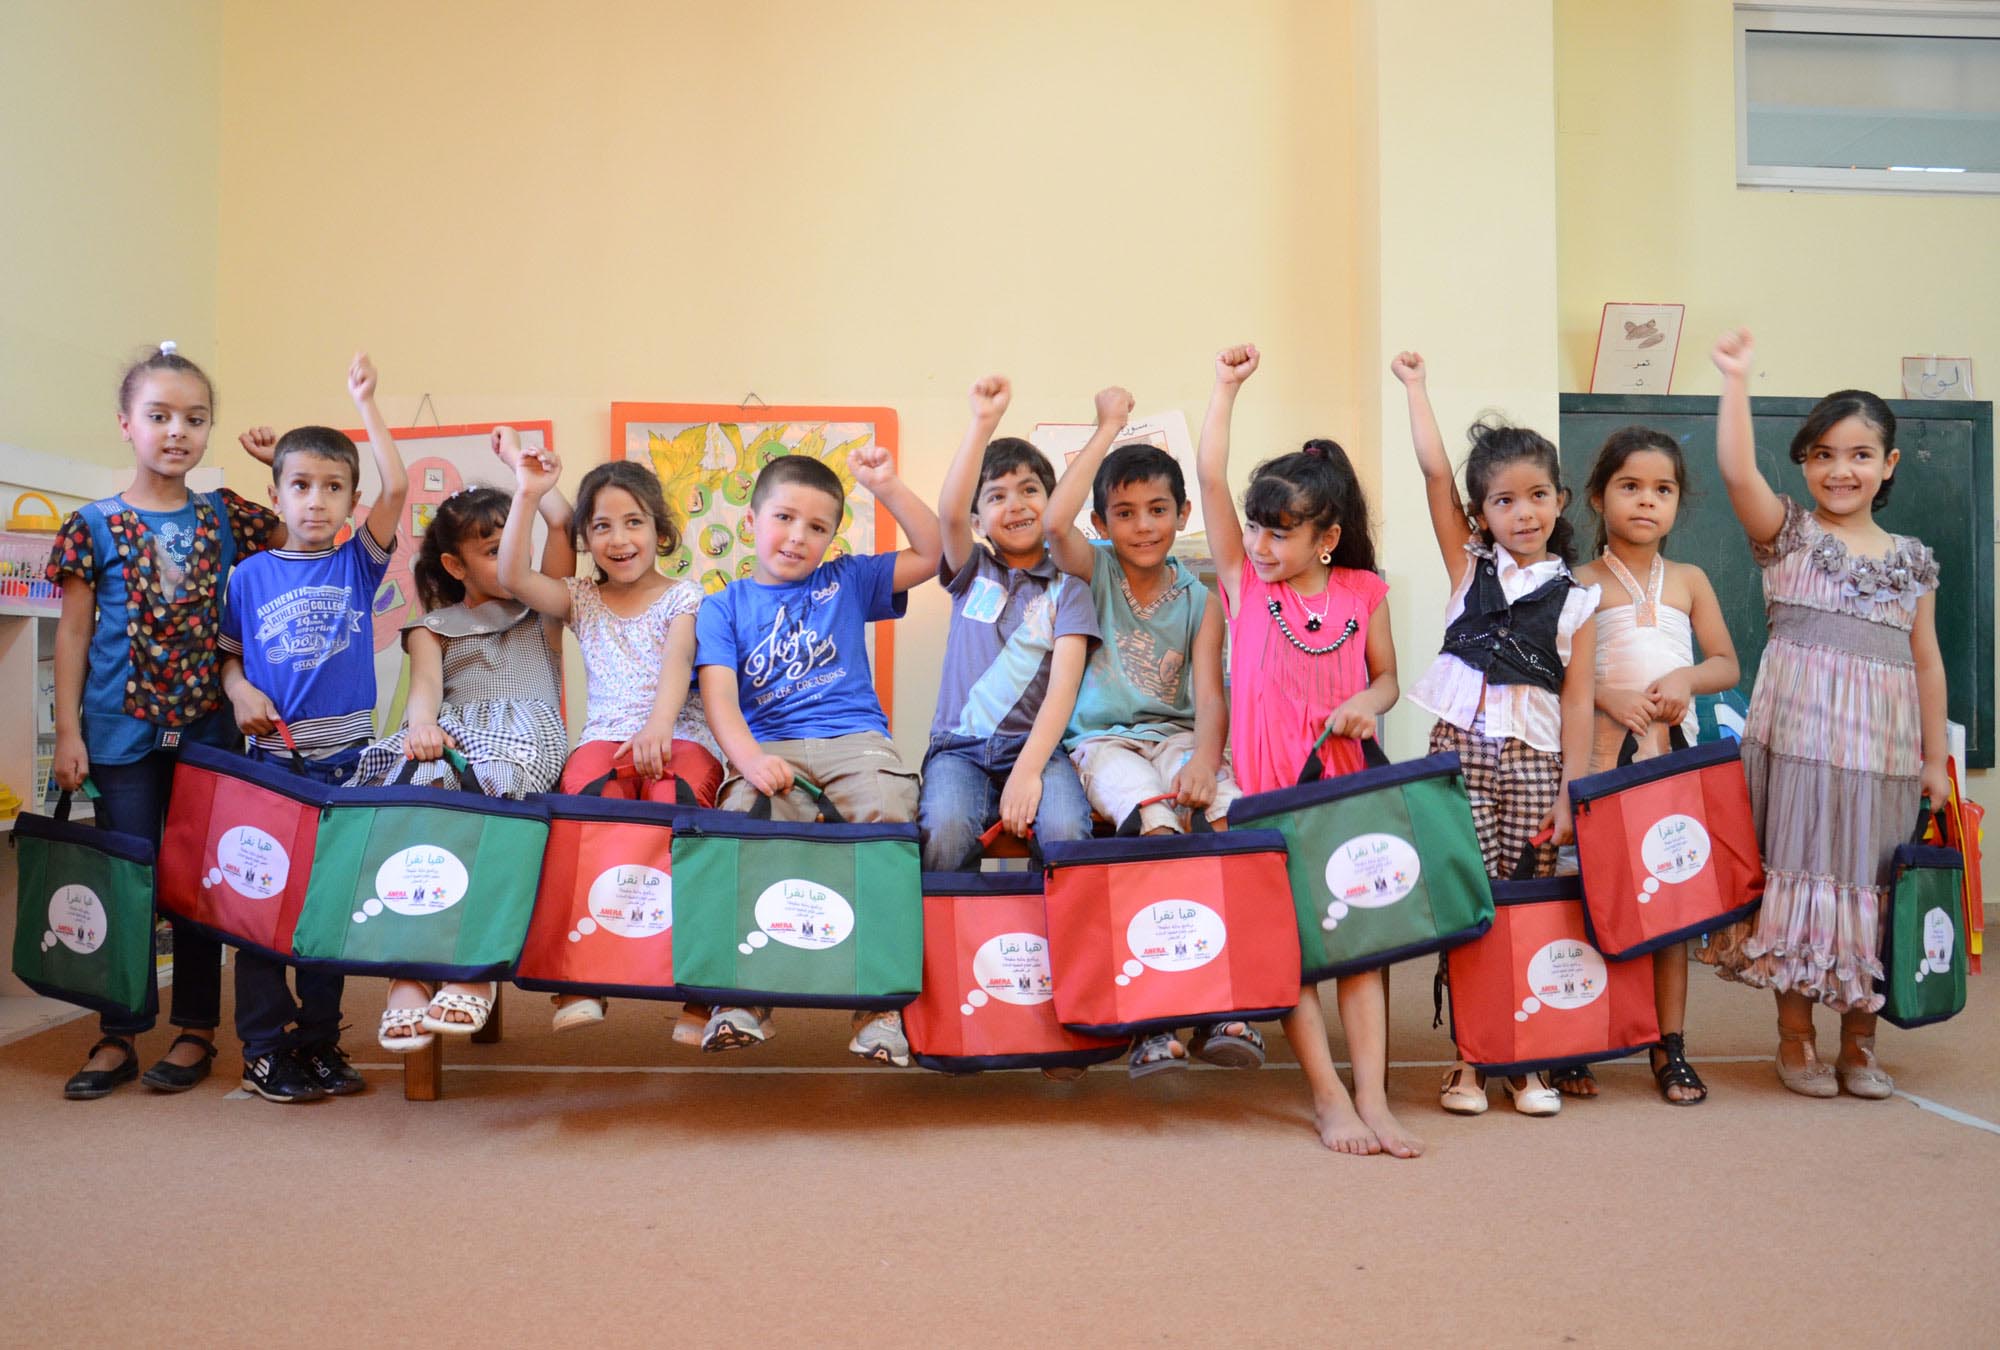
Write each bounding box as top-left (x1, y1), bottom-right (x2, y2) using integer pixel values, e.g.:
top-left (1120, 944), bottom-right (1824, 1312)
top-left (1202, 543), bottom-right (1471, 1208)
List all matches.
top-left (91, 753), bottom-right (222, 1039)
top-left (233, 746), bottom-right (359, 1058)
top-left (918, 735), bottom-right (1093, 871)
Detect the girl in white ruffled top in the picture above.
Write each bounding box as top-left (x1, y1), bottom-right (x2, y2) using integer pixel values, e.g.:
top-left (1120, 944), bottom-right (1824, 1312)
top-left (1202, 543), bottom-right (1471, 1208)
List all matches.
top-left (1567, 427), bottom-right (1740, 1105)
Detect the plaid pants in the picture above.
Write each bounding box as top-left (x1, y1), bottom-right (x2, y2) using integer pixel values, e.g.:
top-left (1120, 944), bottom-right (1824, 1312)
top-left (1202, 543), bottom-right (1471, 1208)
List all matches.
top-left (1428, 718), bottom-right (1560, 881)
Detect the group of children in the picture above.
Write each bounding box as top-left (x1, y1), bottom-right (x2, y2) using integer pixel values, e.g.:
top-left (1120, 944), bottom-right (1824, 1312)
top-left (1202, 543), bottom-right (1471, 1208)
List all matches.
top-left (47, 331), bottom-right (1946, 1157)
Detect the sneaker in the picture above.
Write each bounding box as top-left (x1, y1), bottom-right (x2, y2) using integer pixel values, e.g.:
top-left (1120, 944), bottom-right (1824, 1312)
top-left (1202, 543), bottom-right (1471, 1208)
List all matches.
top-left (701, 1006), bottom-right (772, 1054)
top-left (848, 1011), bottom-right (910, 1067)
top-left (241, 1049), bottom-right (327, 1103)
top-left (297, 1041), bottom-right (366, 1096)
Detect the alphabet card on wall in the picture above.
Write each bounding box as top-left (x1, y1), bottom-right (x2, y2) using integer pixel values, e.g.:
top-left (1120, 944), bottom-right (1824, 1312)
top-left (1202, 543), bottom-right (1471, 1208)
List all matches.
top-left (1589, 303), bottom-right (1685, 394)
top-left (609, 402), bottom-right (900, 717)
top-left (1902, 356), bottom-right (1976, 400)
top-left (344, 421), bottom-right (555, 731)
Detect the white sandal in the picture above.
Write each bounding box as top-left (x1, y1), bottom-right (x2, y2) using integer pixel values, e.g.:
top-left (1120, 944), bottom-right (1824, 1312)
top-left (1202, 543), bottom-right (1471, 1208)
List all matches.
top-left (1439, 1063), bottom-right (1489, 1115)
top-left (378, 1004), bottom-right (434, 1054)
top-left (1503, 1071), bottom-right (1563, 1117)
top-left (422, 984), bottom-right (495, 1037)
top-left (552, 995), bottom-right (607, 1033)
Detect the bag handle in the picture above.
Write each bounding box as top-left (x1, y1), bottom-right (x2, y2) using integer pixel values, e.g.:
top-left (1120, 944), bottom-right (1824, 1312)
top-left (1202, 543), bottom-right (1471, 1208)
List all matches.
top-left (271, 718), bottom-right (309, 777)
top-left (1509, 826), bottom-right (1557, 881)
top-left (390, 747), bottom-right (485, 795)
top-left (577, 760), bottom-right (697, 806)
top-left (1297, 725), bottom-right (1390, 785)
top-left (1115, 792), bottom-right (1216, 837)
top-left (976, 820), bottom-right (1045, 868)
top-left (1614, 723), bottom-right (1691, 768)
top-left (747, 775), bottom-right (846, 825)
top-left (51, 778), bottom-right (103, 823)
top-left (1913, 795), bottom-right (1950, 847)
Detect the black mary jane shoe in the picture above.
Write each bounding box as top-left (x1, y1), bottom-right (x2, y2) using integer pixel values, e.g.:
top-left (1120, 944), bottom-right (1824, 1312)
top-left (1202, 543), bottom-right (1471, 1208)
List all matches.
top-left (141, 1033), bottom-right (218, 1093)
top-left (64, 1036), bottom-right (139, 1100)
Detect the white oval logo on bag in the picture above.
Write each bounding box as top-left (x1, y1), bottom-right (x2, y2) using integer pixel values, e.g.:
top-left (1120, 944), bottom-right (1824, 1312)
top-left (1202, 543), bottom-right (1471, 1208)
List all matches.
top-left (1324, 833), bottom-right (1422, 911)
top-left (216, 825), bottom-right (289, 900)
top-left (1125, 900), bottom-right (1226, 973)
top-left (587, 865), bottom-right (672, 939)
top-left (374, 847), bottom-right (470, 917)
top-left (1918, 906), bottom-right (1956, 980)
top-left (48, 884), bottom-right (108, 955)
top-left (1520, 940), bottom-right (1608, 1015)
top-left (754, 879), bottom-right (853, 951)
top-left (1640, 814), bottom-right (1711, 888)
top-left (971, 932), bottom-right (1054, 1006)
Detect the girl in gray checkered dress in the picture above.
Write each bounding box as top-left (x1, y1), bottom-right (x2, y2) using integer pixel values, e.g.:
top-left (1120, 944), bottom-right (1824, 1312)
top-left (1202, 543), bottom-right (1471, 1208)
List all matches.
top-left (352, 462), bottom-right (576, 1051)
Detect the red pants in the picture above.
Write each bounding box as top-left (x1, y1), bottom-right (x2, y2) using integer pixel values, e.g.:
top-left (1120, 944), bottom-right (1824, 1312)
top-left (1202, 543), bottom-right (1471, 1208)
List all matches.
top-left (558, 739), bottom-right (723, 807)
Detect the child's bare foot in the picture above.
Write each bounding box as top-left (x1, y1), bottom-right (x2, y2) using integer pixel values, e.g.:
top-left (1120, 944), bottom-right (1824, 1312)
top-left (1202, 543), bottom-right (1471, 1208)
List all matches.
top-left (1314, 1094), bottom-right (1383, 1155)
top-left (1356, 1094), bottom-right (1425, 1159)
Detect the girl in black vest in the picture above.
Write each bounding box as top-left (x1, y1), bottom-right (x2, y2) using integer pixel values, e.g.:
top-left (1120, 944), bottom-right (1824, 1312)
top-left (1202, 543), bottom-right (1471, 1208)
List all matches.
top-left (1394, 352), bottom-right (1601, 1119)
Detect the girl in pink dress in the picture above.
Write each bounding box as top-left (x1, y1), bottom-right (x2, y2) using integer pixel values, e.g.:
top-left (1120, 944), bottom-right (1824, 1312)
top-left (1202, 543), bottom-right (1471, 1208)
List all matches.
top-left (1197, 343), bottom-right (1414, 1158)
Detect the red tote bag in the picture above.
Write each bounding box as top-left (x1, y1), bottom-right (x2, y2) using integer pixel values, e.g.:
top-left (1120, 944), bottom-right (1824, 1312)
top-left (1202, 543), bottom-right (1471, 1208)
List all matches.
top-left (515, 768), bottom-right (694, 1001)
top-left (1446, 844), bottom-right (1660, 1075)
top-left (1044, 812), bottom-right (1300, 1038)
top-left (906, 831), bottom-right (1127, 1074)
top-left (1569, 729), bottom-right (1763, 960)
top-left (158, 740), bottom-right (326, 961)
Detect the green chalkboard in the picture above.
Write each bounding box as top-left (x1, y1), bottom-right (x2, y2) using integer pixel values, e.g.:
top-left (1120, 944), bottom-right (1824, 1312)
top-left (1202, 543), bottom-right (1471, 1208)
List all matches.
top-left (1558, 394), bottom-right (1994, 769)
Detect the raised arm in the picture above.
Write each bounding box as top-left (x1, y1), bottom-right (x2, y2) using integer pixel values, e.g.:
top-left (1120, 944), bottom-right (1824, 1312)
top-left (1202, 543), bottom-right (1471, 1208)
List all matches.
top-left (498, 447), bottom-right (575, 620)
top-left (237, 426), bottom-right (290, 549)
top-left (1198, 345), bottom-right (1259, 613)
top-left (1711, 329), bottom-right (1786, 547)
top-left (491, 426), bottom-right (577, 581)
top-left (348, 353), bottom-right (408, 551)
top-left (849, 441), bottom-right (943, 592)
top-left (938, 376), bottom-right (1011, 574)
top-left (1392, 351), bottom-right (1472, 587)
top-left (1044, 386), bottom-right (1134, 578)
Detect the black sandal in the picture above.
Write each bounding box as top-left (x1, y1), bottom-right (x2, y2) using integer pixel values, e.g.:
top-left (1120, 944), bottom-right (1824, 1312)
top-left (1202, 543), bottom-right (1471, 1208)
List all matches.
top-left (1650, 1032), bottom-right (1708, 1105)
top-left (1548, 1063), bottom-right (1598, 1097)
top-left (142, 1033), bottom-right (218, 1093)
top-left (64, 1035), bottom-right (139, 1100)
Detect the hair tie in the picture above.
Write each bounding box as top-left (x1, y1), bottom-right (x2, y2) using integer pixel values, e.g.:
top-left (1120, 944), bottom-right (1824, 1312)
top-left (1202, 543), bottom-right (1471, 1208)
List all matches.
top-left (158, 340), bottom-right (178, 356)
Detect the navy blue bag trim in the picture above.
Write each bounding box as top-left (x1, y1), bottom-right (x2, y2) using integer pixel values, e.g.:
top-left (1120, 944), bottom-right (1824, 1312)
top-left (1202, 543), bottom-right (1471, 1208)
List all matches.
top-left (671, 806), bottom-right (919, 846)
top-left (1041, 828), bottom-right (1288, 870)
top-left (1230, 751), bottom-right (1466, 825)
top-left (1058, 1004), bottom-right (1298, 1039)
top-left (1891, 843), bottom-right (1964, 872)
top-left (18, 973), bottom-right (153, 1019)
top-left (291, 955), bottom-right (517, 982)
top-left (178, 741), bottom-right (330, 808)
top-left (531, 791), bottom-right (682, 827)
top-left (325, 779), bottom-right (550, 823)
top-left (1568, 733), bottom-right (1737, 807)
top-left (673, 984), bottom-right (917, 1012)
top-left (1489, 875), bottom-right (1583, 906)
top-left (1579, 897), bottom-right (1762, 963)
top-left (919, 870), bottom-right (1044, 898)
top-left (10, 807), bottom-right (156, 869)
top-left (1303, 915), bottom-right (1493, 983)
top-left (511, 975), bottom-right (693, 1002)
top-left (913, 1045), bottom-right (1129, 1075)
top-left (1458, 1041), bottom-right (1663, 1077)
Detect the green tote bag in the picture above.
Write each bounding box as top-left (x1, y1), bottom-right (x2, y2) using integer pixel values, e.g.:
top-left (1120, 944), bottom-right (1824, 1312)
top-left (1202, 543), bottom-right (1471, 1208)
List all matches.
top-left (10, 787), bottom-right (156, 1017)
top-left (1878, 809), bottom-right (1969, 1030)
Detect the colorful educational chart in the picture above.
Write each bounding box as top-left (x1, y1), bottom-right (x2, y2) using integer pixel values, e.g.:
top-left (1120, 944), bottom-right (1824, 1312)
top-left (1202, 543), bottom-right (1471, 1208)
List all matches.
top-left (610, 402), bottom-right (900, 716)
top-left (343, 421), bottom-right (554, 731)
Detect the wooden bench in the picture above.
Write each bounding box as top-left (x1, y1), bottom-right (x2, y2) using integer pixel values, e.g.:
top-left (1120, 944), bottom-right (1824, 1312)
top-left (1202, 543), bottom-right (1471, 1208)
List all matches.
top-left (403, 986), bottom-right (505, 1100)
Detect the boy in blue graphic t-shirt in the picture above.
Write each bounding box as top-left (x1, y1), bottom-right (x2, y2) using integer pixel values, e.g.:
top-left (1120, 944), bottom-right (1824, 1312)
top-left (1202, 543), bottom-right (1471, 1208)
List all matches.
top-left (218, 352), bottom-right (409, 1103)
top-left (694, 442), bottom-right (941, 1065)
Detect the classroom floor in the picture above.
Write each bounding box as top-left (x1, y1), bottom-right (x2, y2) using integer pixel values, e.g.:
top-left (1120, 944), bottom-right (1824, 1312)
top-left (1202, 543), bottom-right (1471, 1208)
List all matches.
top-left (1, 952), bottom-right (1993, 1349)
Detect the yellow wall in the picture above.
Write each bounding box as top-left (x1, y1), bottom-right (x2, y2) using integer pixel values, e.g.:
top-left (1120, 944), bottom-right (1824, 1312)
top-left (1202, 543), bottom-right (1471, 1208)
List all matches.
top-left (1555, 0), bottom-right (2000, 808)
top-left (0, 0), bottom-right (222, 467)
top-left (212, 0), bottom-right (1361, 755)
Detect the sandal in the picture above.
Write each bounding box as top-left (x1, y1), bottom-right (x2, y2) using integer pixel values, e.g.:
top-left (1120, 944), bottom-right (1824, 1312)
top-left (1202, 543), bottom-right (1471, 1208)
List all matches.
top-left (422, 983), bottom-right (496, 1037)
top-left (1776, 1023), bottom-right (1836, 1098)
top-left (1128, 1033), bottom-right (1188, 1078)
top-left (64, 1035), bottom-right (138, 1100)
top-left (1439, 1063), bottom-right (1488, 1115)
top-left (378, 1004), bottom-right (434, 1054)
top-left (1650, 1032), bottom-right (1708, 1105)
top-left (1548, 1063), bottom-right (1599, 1098)
top-left (1189, 1021), bottom-right (1266, 1069)
top-left (1502, 1072), bottom-right (1562, 1116)
top-left (552, 995), bottom-right (607, 1033)
top-left (1836, 1033), bottom-right (1894, 1100)
top-left (141, 1033), bottom-right (218, 1092)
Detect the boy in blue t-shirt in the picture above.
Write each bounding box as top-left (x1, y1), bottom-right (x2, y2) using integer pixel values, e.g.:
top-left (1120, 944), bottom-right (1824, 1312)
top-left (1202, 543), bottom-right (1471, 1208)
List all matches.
top-left (919, 376), bottom-right (1099, 872)
top-left (694, 443), bottom-right (941, 1064)
top-left (218, 352), bottom-right (409, 1103)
